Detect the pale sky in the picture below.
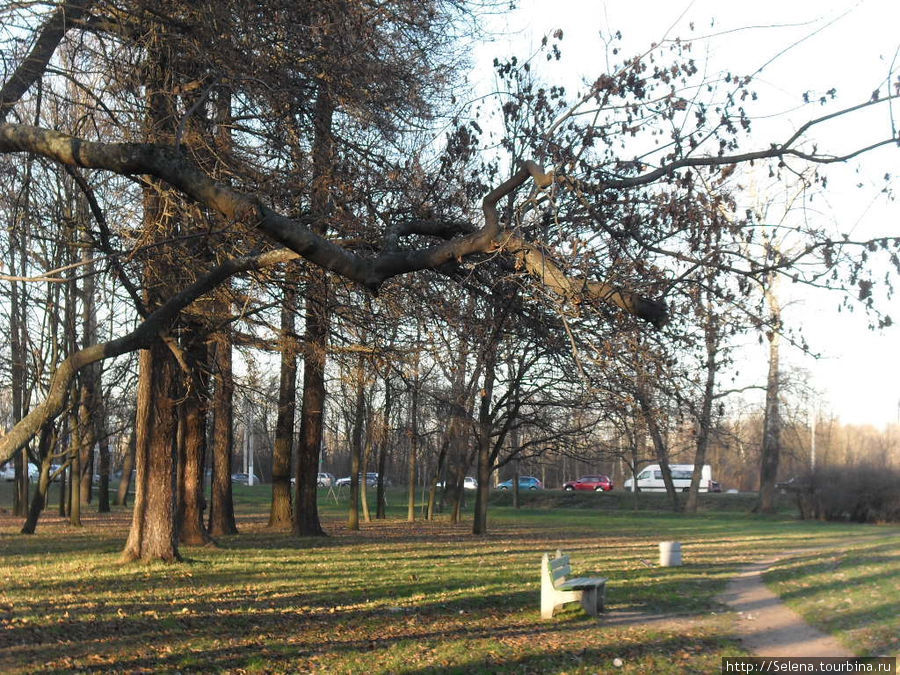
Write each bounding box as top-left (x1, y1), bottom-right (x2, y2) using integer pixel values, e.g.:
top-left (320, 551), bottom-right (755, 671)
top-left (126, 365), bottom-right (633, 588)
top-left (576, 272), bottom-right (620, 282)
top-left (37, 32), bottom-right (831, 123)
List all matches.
top-left (471, 0), bottom-right (900, 427)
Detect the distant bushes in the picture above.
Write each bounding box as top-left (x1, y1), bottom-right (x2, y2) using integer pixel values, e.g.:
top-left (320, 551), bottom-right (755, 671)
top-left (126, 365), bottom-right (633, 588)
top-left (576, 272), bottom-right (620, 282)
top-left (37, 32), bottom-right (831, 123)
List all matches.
top-left (786, 464), bottom-right (900, 523)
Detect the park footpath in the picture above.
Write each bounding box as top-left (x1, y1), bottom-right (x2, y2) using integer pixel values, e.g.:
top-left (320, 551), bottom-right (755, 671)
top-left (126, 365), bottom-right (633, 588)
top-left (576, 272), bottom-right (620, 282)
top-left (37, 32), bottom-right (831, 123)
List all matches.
top-left (717, 554), bottom-right (852, 657)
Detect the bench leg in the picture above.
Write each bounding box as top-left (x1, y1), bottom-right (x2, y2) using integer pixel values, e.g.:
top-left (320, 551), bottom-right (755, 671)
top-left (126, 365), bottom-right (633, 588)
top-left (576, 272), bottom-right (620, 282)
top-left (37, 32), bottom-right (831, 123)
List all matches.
top-left (542, 588), bottom-right (582, 619)
top-left (580, 586), bottom-right (599, 617)
top-left (541, 594), bottom-right (556, 619)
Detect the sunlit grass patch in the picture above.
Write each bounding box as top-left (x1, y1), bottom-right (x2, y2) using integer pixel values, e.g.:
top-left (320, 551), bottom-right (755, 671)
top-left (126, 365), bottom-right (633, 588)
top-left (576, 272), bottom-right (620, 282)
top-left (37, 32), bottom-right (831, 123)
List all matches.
top-left (765, 537), bottom-right (900, 656)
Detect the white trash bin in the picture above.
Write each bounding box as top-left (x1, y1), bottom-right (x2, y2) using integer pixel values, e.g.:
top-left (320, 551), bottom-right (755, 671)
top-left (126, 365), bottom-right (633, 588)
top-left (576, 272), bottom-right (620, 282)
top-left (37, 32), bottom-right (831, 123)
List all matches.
top-left (659, 541), bottom-right (682, 566)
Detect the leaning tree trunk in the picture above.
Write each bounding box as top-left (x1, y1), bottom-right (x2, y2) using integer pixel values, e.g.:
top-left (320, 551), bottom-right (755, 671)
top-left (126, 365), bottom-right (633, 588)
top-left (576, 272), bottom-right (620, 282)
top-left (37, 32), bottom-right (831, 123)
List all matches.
top-left (635, 379), bottom-right (680, 512)
top-left (21, 423), bottom-right (55, 534)
top-left (122, 343), bottom-right (180, 562)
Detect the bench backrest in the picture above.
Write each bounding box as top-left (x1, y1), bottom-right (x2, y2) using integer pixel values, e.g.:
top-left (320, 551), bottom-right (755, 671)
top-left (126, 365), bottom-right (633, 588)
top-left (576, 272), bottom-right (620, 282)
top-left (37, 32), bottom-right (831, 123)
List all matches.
top-left (544, 551), bottom-right (572, 588)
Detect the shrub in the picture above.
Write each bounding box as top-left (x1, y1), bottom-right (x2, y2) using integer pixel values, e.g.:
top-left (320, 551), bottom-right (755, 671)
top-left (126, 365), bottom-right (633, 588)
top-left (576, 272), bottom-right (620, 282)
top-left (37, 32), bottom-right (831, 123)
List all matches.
top-left (787, 464), bottom-right (900, 523)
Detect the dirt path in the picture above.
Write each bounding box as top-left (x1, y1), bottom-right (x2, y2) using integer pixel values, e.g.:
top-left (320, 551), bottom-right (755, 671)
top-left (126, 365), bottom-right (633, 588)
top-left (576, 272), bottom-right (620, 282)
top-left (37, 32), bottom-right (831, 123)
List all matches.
top-left (716, 554), bottom-right (852, 657)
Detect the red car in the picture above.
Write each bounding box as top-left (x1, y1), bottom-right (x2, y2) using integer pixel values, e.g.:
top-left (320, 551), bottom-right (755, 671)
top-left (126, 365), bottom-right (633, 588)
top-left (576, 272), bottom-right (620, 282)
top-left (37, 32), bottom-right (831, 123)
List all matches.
top-left (563, 475), bottom-right (614, 492)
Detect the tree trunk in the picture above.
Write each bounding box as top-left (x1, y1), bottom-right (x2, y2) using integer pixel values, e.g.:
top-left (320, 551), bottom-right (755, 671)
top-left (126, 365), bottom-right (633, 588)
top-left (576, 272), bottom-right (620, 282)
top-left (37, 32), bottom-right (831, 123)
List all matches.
top-left (9, 165), bottom-right (29, 517)
top-left (756, 282), bottom-right (782, 514)
top-left (360, 403), bottom-right (374, 524)
top-left (347, 355), bottom-right (366, 531)
top-left (177, 329), bottom-right (212, 545)
top-left (96, 422), bottom-right (111, 513)
top-left (636, 384), bottom-right (680, 512)
top-left (425, 436), bottom-right (448, 520)
top-left (21, 423), bottom-right (55, 534)
top-left (77, 378), bottom-right (96, 507)
top-left (685, 294), bottom-right (719, 514)
top-left (375, 384), bottom-right (391, 520)
top-left (293, 89), bottom-right (333, 538)
top-left (57, 421), bottom-right (67, 517)
top-left (208, 327), bottom-right (238, 536)
top-left (269, 275), bottom-right (298, 528)
top-left (10, 274), bottom-right (28, 517)
top-left (407, 357), bottom-right (420, 523)
top-left (122, 342), bottom-right (180, 562)
top-left (78, 230), bottom-right (98, 507)
top-left (120, 23), bottom-right (181, 562)
top-left (472, 352), bottom-right (496, 535)
top-left (69, 386), bottom-right (83, 526)
top-left (115, 428), bottom-right (136, 507)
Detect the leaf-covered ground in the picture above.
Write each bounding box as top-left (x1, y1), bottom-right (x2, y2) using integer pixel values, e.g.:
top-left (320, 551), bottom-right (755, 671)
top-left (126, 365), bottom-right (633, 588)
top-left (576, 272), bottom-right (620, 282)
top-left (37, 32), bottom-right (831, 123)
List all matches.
top-left (1, 493), bottom-right (897, 673)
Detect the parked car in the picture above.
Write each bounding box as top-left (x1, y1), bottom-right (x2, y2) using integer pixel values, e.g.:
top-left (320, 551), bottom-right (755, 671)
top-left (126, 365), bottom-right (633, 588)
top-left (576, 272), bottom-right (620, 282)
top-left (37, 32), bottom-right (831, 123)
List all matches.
top-left (776, 477), bottom-right (808, 493)
top-left (1, 463), bottom-right (38, 481)
top-left (317, 472), bottom-right (335, 487)
top-left (437, 476), bottom-right (478, 490)
top-left (563, 475), bottom-right (614, 492)
top-left (231, 472), bottom-right (261, 485)
top-left (497, 476), bottom-right (542, 490)
top-left (623, 464), bottom-right (717, 493)
top-left (335, 472), bottom-right (379, 487)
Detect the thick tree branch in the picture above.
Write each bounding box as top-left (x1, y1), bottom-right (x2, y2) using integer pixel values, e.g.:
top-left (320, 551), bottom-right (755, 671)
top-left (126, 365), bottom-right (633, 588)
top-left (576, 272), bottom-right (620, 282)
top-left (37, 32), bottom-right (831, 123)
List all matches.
top-left (499, 233), bottom-right (668, 327)
top-left (0, 124), bottom-right (668, 325)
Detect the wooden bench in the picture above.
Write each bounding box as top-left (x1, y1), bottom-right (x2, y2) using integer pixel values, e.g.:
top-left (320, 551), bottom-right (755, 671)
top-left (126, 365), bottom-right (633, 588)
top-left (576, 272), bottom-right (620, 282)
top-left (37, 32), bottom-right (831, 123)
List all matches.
top-left (541, 550), bottom-right (607, 619)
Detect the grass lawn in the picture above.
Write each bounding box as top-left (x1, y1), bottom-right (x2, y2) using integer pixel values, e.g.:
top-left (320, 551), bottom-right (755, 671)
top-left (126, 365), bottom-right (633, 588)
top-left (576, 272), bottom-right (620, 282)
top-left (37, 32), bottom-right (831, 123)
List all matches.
top-left (1, 484), bottom-right (897, 673)
top-left (765, 537), bottom-right (900, 656)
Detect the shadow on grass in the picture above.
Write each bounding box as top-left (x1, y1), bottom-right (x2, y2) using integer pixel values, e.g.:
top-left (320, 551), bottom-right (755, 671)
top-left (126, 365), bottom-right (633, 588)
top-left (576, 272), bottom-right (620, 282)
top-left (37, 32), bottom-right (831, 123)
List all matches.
top-left (1, 587), bottom-right (733, 674)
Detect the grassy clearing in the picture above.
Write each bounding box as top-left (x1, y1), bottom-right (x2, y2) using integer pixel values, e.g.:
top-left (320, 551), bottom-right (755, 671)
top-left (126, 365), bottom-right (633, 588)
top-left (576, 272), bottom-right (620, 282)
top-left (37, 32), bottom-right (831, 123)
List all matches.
top-left (765, 537), bottom-right (900, 656)
top-left (1, 485), bottom-right (897, 673)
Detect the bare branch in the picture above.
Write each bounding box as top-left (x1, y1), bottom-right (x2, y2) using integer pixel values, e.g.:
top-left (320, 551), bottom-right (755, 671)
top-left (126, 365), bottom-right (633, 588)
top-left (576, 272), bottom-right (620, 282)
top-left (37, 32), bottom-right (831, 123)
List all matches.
top-left (0, 0), bottom-right (95, 122)
top-left (0, 247), bottom-right (298, 464)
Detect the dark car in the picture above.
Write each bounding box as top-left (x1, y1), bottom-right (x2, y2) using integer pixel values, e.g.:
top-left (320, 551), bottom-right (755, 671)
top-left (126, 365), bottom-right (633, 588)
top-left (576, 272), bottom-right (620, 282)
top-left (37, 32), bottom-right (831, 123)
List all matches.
top-left (335, 472), bottom-right (379, 487)
top-left (563, 475), bottom-right (614, 492)
top-left (497, 476), bottom-right (542, 490)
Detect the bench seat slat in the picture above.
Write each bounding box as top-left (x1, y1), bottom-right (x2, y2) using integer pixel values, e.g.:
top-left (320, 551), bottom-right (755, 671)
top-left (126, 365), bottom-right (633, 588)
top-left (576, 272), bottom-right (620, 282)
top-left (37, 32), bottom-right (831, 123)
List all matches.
top-left (556, 576), bottom-right (607, 591)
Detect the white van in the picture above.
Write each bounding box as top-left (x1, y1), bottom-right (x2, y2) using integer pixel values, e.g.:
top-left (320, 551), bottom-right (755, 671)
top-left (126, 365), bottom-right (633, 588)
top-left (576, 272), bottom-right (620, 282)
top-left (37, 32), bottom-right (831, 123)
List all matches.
top-left (623, 464), bottom-right (716, 493)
